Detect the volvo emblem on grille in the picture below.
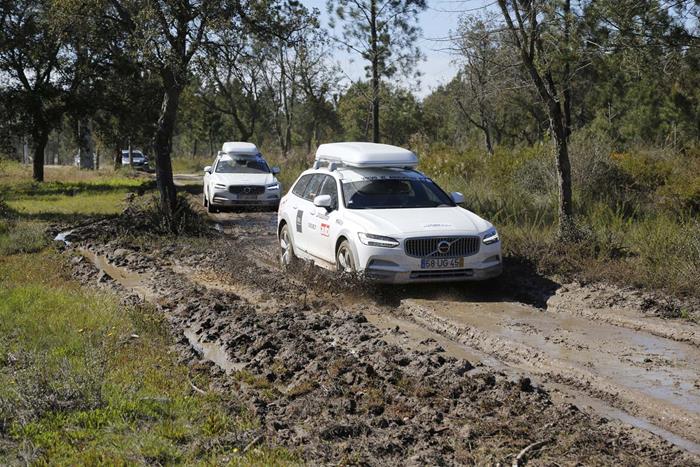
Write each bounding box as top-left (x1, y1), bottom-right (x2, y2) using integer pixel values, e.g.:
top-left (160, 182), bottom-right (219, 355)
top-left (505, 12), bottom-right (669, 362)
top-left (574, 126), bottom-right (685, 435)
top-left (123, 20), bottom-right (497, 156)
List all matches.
top-left (243, 187), bottom-right (251, 194)
top-left (437, 240), bottom-right (450, 254)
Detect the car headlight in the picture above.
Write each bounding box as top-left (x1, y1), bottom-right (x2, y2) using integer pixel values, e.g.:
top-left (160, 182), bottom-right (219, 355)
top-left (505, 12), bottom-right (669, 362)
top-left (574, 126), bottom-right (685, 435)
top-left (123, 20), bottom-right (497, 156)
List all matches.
top-left (214, 183), bottom-right (227, 189)
top-left (266, 182), bottom-right (280, 190)
top-left (482, 227), bottom-right (499, 245)
top-left (358, 232), bottom-right (399, 248)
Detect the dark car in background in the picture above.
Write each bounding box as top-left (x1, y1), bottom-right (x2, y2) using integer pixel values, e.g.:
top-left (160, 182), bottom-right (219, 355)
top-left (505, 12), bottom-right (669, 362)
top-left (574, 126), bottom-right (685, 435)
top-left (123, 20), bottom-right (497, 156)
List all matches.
top-left (121, 150), bottom-right (149, 169)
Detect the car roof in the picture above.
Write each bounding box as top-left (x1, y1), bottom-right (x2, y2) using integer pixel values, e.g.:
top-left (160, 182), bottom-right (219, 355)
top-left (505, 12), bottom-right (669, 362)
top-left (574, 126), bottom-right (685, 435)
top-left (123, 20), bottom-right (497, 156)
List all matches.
top-left (315, 142), bottom-right (418, 168)
top-left (222, 141), bottom-right (258, 155)
top-left (298, 166), bottom-right (427, 183)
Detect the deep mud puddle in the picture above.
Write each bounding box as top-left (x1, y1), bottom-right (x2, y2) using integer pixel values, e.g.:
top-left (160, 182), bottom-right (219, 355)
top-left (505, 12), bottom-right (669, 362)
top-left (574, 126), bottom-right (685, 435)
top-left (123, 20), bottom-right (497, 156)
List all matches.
top-left (402, 297), bottom-right (700, 449)
top-left (78, 248), bottom-right (155, 300)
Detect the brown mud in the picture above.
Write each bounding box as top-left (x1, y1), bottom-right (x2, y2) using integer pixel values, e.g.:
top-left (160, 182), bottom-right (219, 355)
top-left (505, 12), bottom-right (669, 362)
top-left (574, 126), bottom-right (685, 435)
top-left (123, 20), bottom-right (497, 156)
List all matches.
top-left (56, 205), bottom-right (700, 465)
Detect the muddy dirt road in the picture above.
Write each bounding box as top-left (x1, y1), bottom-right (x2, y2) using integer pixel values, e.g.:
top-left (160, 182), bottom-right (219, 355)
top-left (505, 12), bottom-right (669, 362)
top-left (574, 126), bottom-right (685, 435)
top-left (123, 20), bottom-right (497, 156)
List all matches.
top-left (202, 208), bottom-right (700, 455)
top-left (62, 197), bottom-right (700, 464)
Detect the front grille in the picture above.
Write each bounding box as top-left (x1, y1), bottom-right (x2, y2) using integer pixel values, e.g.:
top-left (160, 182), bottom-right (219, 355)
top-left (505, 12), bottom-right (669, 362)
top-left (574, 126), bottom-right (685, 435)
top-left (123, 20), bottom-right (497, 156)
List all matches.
top-left (410, 268), bottom-right (474, 279)
top-left (404, 236), bottom-right (480, 258)
top-left (229, 185), bottom-right (265, 195)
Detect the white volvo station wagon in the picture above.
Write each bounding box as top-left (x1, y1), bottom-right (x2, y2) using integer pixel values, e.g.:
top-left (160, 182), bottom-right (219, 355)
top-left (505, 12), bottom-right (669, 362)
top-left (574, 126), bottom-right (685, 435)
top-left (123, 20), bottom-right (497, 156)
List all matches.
top-left (277, 142), bottom-right (502, 283)
top-left (203, 142), bottom-right (282, 212)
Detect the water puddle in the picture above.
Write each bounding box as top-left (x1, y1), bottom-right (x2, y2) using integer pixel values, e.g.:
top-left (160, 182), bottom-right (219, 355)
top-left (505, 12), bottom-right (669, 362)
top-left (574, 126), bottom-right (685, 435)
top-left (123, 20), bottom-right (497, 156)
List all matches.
top-left (548, 382), bottom-right (700, 456)
top-left (54, 230), bottom-right (74, 245)
top-left (77, 248), bottom-right (155, 301)
top-left (410, 298), bottom-right (700, 416)
top-left (403, 298), bottom-right (700, 451)
top-left (183, 327), bottom-right (245, 374)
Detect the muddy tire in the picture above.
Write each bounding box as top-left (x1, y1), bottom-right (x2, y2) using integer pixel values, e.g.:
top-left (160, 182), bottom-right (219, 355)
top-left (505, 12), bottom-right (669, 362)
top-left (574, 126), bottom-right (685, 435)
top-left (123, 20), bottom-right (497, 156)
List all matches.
top-left (203, 190), bottom-right (208, 207)
top-left (336, 240), bottom-right (356, 273)
top-left (279, 224), bottom-right (296, 268)
top-left (207, 200), bottom-right (218, 214)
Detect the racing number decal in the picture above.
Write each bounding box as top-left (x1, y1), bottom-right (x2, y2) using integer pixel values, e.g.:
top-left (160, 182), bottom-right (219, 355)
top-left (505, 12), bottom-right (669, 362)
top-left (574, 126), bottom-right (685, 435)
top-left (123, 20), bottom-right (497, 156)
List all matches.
top-left (320, 223), bottom-right (330, 237)
top-left (296, 210), bottom-right (303, 233)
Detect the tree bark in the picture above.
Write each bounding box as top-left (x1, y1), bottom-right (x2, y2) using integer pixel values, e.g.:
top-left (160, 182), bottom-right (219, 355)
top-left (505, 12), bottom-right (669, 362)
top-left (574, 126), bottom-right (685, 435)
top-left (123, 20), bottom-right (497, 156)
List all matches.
top-left (154, 81), bottom-right (181, 214)
top-left (32, 129), bottom-right (48, 182)
top-left (370, 0), bottom-right (380, 143)
top-left (78, 119), bottom-right (95, 169)
top-left (114, 144), bottom-right (122, 170)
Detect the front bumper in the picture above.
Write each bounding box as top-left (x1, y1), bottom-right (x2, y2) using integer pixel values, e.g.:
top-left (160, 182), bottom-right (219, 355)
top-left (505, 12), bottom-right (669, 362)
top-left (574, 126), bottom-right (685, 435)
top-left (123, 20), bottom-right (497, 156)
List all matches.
top-left (356, 240), bottom-right (503, 284)
top-left (212, 188), bottom-right (280, 207)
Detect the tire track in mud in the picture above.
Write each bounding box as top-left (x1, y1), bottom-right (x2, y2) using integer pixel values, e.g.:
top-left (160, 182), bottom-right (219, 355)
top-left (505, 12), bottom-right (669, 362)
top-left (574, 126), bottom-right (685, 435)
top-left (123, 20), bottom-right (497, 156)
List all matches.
top-left (61, 204), bottom-right (700, 461)
top-left (200, 209), bottom-right (700, 456)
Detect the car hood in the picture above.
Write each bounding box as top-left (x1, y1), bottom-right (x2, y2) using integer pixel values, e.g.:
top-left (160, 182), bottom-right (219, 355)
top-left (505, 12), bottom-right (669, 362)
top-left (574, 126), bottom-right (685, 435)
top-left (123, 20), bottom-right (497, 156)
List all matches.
top-left (344, 206), bottom-right (492, 237)
top-left (211, 172), bottom-right (275, 186)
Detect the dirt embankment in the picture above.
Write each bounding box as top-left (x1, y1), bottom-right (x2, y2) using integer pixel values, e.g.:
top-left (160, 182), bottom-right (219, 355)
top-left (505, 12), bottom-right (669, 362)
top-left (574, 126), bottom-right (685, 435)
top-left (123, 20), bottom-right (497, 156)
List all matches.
top-left (56, 208), bottom-right (700, 465)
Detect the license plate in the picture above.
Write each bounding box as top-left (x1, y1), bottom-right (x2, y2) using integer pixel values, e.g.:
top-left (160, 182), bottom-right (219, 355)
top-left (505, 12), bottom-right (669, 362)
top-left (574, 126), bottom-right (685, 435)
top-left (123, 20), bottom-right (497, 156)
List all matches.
top-left (238, 194), bottom-right (257, 200)
top-left (420, 257), bottom-right (464, 269)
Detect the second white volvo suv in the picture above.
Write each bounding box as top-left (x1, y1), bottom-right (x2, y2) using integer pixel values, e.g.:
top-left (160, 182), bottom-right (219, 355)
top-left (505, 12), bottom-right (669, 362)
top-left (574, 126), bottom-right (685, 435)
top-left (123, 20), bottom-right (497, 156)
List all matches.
top-left (203, 142), bottom-right (281, 212)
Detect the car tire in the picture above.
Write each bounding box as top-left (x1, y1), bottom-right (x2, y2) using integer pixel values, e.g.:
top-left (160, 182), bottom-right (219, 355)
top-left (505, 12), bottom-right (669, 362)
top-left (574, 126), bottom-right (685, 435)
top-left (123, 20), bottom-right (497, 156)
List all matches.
top-left (279, 223), bottom-right (296, 268)
top-left (207, 195), bottom-right (218, 213)
top-left (203, 189), bottom-right (208, 207)
top-left (336, 240), bottom-right (356, 273)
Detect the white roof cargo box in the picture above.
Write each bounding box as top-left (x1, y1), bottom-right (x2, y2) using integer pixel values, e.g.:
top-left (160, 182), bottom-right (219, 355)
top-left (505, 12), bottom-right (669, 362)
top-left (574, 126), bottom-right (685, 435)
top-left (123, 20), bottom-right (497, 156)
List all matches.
top-left (315, 142), bottom-right (418, 168)
top-left (221, 141), bottom-right (259, 155)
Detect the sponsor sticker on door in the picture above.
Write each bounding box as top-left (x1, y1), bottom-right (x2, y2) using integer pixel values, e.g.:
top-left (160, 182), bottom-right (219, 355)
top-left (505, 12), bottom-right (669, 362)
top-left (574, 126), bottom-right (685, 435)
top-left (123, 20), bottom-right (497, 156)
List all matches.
top-left (320, 223), bottom-right (330, 237)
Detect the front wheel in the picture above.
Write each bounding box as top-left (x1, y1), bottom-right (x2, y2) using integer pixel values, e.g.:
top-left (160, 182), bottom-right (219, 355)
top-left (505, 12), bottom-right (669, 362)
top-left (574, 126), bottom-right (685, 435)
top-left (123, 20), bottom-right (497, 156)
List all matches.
top-left (279, 224), bottom-right (296, 268)
top-left (207, 193), bottom-right (218, 213)
top-left (336, 240), bottom-right (356, 273)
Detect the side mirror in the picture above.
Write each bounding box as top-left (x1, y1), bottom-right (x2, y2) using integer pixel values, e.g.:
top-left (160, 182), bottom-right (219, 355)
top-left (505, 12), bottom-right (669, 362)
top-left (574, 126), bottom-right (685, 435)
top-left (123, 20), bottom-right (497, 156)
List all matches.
top-left (271, 166), bottom-right (281, 175)
top-left (204, 166), bottom-right (212, 174)
top-left (451, 192), bottom-right (465, 204)
top-left (313, 194), bottom-right (332, 209)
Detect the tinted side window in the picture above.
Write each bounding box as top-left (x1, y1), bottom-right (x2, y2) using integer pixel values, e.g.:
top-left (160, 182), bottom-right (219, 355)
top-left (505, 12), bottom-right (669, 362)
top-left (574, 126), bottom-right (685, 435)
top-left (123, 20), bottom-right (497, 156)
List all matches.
top-left (292, 174), bottom-right (313, 197)
top-left (302, 175), bottom-right (324, 201)
top-left (318, 176), bottom-right (339, 209)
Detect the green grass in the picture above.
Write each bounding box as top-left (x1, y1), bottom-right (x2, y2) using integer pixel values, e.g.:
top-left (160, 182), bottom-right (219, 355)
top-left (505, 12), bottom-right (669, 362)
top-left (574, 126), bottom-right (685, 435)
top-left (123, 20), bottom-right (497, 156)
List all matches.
top-left (0, 162), bottom-right (152, 223)
top-left (0, 162), bottom-right (298, 464)
top-left (0, 251), bottom-right (299, 465)
top-left (0, 219), bottom-right (48, 255)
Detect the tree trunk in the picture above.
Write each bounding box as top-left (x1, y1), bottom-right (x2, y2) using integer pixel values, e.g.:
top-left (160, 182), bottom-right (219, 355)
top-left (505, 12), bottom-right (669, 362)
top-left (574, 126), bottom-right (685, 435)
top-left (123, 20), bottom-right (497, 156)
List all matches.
top-left (32, 130), bottom-right (48, 182)
top-left (192, 138), bottom-right (197, 158)
top-left (128, 138), bottom-right (133, 166)
top-left (154, 82), bottom-right (181, 214)
top-left (370, 0), bottom-right (380, 143)
top-left (497, 0), bottom-right (574, 237)
top-left (114, 144), bottom-right (122, 170)
top-left (552, 122), bottom-right (574, 233)
top-left (78, 119), bottom-right (95, 169)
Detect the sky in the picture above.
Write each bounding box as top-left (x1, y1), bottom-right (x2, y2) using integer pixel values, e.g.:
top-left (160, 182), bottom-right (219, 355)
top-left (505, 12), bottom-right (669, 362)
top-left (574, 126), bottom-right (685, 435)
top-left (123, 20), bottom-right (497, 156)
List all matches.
top-left (304, 0), bottom-right (481, 98)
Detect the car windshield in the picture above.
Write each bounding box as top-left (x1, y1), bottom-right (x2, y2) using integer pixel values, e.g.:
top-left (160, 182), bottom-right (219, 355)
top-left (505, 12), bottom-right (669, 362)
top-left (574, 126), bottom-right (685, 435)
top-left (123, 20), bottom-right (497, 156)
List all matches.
top-left (122, 152), bottom-right (143, 159)
top-left (216, 156), bottom-right (270, 174)
top-left (342, 177), bottom-right (455, 209)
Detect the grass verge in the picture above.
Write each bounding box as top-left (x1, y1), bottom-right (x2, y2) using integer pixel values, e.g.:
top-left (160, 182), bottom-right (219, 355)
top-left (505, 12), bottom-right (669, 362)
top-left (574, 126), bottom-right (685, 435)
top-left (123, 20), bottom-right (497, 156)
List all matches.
top-left (0, 162), bottom-right (298, 464)
top-left (0, 250), bottom-right (298, 464)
